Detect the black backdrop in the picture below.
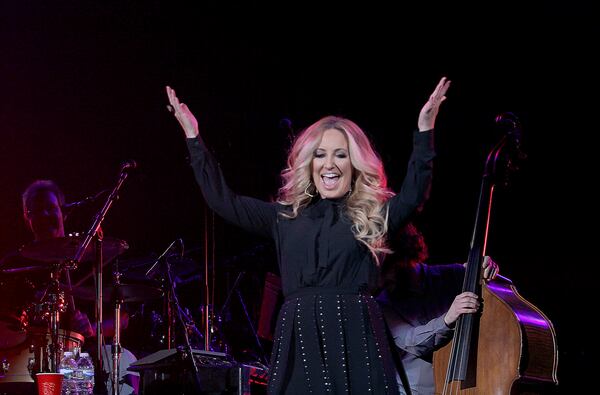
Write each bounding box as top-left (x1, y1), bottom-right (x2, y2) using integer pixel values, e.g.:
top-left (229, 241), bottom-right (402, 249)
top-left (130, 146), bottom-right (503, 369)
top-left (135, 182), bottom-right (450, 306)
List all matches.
top-left (1, 2), bottom-right (594, 392)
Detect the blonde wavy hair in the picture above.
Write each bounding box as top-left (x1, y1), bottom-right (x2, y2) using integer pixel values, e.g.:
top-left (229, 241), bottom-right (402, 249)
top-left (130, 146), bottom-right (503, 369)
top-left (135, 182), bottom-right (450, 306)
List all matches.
top-left (277, 116), bottom-right (395, 264)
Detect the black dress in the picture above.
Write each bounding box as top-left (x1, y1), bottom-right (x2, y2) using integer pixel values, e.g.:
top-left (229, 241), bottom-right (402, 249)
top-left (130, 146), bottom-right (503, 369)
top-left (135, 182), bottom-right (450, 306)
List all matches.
top-left (185, 130), bottom-right (434, 394)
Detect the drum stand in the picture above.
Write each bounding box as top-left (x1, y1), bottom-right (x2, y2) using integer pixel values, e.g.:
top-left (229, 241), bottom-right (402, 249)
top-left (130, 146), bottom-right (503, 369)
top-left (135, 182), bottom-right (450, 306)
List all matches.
top-left (35, 264), bottom-right (69, 374)
top-left (110, 269), bottom-right (123, 395)
top-left (49, 268), bottom-right (64, 373)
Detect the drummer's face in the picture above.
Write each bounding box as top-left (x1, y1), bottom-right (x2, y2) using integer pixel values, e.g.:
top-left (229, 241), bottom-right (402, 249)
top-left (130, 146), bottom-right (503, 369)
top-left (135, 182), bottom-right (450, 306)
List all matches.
top-left (25, 191), bottom-right (65, 241)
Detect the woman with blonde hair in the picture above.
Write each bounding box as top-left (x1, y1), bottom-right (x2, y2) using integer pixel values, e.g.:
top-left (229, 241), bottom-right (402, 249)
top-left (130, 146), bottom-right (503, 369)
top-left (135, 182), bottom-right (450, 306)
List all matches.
top-left (166, 76), bottom-right (450, 394)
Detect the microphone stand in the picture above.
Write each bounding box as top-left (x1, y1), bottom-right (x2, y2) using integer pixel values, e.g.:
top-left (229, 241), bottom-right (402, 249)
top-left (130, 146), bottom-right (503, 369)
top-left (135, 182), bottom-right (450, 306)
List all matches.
top-left (144, 239), bottom-right (179, 279)
top-left (70, 164), bottom-right (134, 395)
top-left (163, 250), bottom-right (203, 391)
top-left (145, 239), bottom-right (181, 349)
top-left (219, 272), bottom-right (269, 366)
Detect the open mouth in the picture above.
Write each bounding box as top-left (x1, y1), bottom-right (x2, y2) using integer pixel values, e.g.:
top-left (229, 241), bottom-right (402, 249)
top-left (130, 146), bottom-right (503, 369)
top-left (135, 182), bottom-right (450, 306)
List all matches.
top-left (321, 173), bottom-right (340, 189)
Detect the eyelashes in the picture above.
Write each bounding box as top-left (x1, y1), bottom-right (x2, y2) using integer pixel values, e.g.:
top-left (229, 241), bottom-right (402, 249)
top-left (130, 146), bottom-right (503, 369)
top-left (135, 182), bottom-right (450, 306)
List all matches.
top-left (313, 151), bottom-right (348, 159)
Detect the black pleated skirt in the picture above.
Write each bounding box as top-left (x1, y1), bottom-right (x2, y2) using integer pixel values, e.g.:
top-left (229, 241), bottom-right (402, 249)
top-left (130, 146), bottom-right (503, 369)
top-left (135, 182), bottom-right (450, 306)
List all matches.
top-left (267, 287), bottom-right (399, 394)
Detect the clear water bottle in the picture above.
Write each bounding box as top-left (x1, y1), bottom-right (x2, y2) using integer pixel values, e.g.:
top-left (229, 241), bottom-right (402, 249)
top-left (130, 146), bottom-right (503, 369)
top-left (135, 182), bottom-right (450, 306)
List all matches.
top-left (58, 351), bottom-right (78, 395)
top-left (76, 352), bottom-right (95, 394)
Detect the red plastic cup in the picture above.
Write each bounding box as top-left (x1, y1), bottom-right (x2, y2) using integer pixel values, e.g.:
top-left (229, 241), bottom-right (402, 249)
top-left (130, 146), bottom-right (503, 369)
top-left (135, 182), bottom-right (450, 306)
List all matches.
top-left (36, 373), bottom-right (64, 395)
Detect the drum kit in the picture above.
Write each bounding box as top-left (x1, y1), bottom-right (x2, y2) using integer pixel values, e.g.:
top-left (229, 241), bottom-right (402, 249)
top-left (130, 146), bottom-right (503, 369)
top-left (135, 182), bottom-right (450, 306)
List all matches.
top-left (0, 235), bottom-right (185, 395)
top-left (0, 164), bottom-right (268, 395)
top-left (0, 168), bottom-right (270, 394)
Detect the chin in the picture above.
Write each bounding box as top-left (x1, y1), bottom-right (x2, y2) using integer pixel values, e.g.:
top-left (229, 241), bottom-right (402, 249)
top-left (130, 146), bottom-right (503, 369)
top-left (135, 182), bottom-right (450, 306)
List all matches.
top-left (319, 189), bottom-right (345, 199)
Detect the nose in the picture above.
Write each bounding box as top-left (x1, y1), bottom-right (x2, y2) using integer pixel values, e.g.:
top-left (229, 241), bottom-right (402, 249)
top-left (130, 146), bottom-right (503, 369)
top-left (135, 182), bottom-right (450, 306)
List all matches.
top-left (36, 208), bottom-right (53, 217)
top-left (324, 155), bottom-right (335, 169)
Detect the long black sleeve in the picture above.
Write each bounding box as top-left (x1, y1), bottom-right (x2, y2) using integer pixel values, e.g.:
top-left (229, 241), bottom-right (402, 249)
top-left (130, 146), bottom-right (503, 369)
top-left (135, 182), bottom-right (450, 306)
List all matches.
top-left (186, 137), bottom-right (278, 239)
top-left (387, 130), bottom-right (435, 233)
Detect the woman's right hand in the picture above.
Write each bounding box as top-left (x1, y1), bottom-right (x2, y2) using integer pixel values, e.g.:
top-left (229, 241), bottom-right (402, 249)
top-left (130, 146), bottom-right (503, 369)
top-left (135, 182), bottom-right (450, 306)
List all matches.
top-left (166, 85), bottom-right (199, 138)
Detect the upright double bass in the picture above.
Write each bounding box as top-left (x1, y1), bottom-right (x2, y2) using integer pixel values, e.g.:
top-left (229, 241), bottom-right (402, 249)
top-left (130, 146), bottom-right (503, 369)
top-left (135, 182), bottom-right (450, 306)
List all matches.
top-left (433, 113), bottom-right (558, 394)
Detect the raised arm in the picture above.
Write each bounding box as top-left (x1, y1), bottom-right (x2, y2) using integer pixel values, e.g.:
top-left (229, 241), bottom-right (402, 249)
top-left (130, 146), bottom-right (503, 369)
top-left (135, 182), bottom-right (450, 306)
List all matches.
top-left (387, 77), bottom-right (451, 233)
top-left (166, 86), bottom-right (277, 238)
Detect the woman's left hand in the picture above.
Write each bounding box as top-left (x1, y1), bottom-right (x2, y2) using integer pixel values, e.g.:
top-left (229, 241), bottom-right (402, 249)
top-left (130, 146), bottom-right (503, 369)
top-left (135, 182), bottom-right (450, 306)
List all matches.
top-left (418, 76), bottom-right (451, 131)
top-left (166, 86), bottom-right (199, 138)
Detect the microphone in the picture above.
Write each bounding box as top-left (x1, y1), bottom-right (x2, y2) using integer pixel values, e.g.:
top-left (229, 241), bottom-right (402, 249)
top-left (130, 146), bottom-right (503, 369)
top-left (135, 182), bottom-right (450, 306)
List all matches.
top-left (62, 188), bottom-right (110, 211)
top-left (120, 160), bottom-right (138, 172)
top-left (62, 196), bottom-right (96, 210)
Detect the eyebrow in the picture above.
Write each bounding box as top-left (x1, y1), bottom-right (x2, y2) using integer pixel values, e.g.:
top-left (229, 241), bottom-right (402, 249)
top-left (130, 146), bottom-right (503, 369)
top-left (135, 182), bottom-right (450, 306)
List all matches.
top-left (315, 147), bottom-right (348, 153)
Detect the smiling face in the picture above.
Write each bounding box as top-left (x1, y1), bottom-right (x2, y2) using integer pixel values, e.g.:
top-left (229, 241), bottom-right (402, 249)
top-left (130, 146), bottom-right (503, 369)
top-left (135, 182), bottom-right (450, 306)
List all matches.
top-left (311, 128), bottom-right (353, 199)
top-left (24, 190), bottom-right (65, 241)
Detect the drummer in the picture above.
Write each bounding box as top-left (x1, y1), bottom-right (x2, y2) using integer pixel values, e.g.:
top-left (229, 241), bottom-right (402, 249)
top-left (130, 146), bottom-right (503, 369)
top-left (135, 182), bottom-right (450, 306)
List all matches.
top-left (0, 180), bottom-right (94, 338)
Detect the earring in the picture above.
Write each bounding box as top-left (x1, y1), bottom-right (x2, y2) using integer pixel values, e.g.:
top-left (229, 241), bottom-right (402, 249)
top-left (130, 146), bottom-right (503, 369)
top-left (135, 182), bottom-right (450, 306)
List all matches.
top-left (304, 183), bottom-right (315, 198)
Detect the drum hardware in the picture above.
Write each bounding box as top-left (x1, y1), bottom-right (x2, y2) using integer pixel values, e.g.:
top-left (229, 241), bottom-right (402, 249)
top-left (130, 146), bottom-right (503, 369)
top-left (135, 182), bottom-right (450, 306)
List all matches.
top-left (120, 254), bottom-right (199, 284)
top-left (110, 268), bottom-right (124, 395)
top-left (119, 248), bottom-right (206, 354)
top-left (148, 239), bottom-right (204, 390)
top-left (218, 271), bottom-right (270, 367)
top-left (66, 283), bottom-right (163, 304)
top-left (0, 261), bottom-right (81, 395)
top-left (122, 240), bottom-right (194, 351)
top-left (0, 258), bottom-right (73, 375)
top-left (99, 261), bottom-right (163, 395)
top-left (34, 262), bottom-right (72, 374)
top-left (18, 236), bottom-right (128, 266)
top-left (0, 162), bottom-right (135, 394)
top-left (126, 305), bottom-right (167, 355)
top-left (0, 325), bottom-right (83, 388)
top-left (100, 345), bottom-right (139, 395)
top-left (66, 160), bottom-right (137, 395)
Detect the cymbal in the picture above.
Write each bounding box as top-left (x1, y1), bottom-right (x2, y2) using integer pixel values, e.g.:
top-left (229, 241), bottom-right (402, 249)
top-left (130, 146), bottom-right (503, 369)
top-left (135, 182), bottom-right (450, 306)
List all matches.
top-left (67, 283), bottom-right (163, 303)
top-left (0, 262), bottom-right (49, 274)
top-left (19, 236), bottom-right (129, 264)
top-left (0, 251), bottom-right (54, 274)
top-left (119, 254), bottom-right (200, 283)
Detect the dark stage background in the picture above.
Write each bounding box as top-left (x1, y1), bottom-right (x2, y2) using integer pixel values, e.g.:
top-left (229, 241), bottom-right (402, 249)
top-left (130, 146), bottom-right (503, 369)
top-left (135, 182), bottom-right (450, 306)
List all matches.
top-left (1, 2), bottom-right (594, 393)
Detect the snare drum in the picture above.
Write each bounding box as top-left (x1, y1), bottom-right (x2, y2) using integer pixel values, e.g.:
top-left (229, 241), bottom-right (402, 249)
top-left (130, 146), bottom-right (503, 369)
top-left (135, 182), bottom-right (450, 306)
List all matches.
top-left (0, 322), bottom-right (83, 388)
top-left (0, 312), bottom-right (29, 393)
